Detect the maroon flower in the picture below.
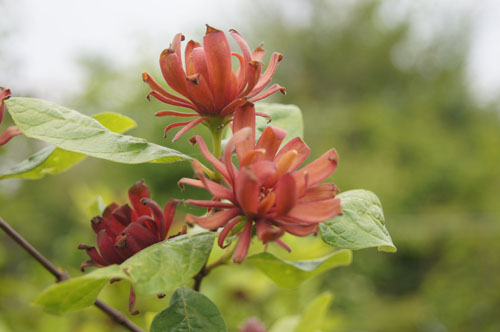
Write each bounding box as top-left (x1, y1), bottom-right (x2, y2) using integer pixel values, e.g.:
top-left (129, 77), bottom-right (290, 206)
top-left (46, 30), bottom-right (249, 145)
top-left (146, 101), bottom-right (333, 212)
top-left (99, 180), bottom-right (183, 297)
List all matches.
top-left (0, 88), bottom-right (22, 147)
top-left (179, 104), bottom-right (342, 263)
top-left (78, 180), bottom-right (182, 314)
top-left (142, 25), bottom-right (285, 141)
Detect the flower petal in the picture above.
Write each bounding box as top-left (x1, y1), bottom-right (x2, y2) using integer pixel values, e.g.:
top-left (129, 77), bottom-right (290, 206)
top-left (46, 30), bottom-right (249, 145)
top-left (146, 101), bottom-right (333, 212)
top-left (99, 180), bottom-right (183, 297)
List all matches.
top-left (248, 52), bottom-right (283, 98)
top-left (142, 72), bottom-right (193, 105)
top-left (203, 25), bottom-right (232, 109)
top-left (191, 136), bottom-right (231, 182)
top-left (300, 183), bottom-right (339, 203)
top-left (233, 220), bottom-right (252, 263)
top-left (97, 230), bottom-right (124, 264)
top-left (278, 223), bottom-right (318, 237)
top-left (276, 137), bottom-right (310, 172)
top-left (112, 204), bottom-right (136, 225)
top-left (232, 104), bottom-right (256, 161)
top-left (274, 173), bottom-right (297, 217)
top-left (294, 149), bottom-right (338, 195)
top-left (235, 166), bottom-right (260, 216)
top-left (192, 160), bottom-right (234, 201)
top-left (171, 117), bottom-right (208, 142)
top-left (163, 199), bottom-right (178, 239)
top-left (141, 198), bottom-right (166, 240)
top-left (249, 84), bottom-right (286, 103)
top-left (0, 126), bottom-right (22, 147)
top-left (255, 126), bottom-right (287, 161)
top-left (255, 220), bottom-right (284, 244)
top-left (155, 110), bottom-right (198, 118)
top-left (218, 217), bottom-right (242, 249)
top-left (186, 208), bottom-right (240, 230)
top-left (185, 199), bottom-right (235, 209)
top-left (185, 40), bottom-right (201, 76)
top-left (224, 126), bottom-right (253, 182)
top-left (186, 74), bottom-right (215, 114)
top-left (128, 180), bottom-right (151, 217)
top-left (159, 48), bottom-right (188, 96)
top-left (286, 198), bottom-right (342, 223)
top-left (122, 222), bottom-right (158, 248)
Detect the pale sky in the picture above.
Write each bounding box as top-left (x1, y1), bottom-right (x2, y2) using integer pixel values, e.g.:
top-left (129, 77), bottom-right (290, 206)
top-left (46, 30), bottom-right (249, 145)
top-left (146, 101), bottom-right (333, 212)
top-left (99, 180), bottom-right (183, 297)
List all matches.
top-left (1, 0), bottom-right (500, 104)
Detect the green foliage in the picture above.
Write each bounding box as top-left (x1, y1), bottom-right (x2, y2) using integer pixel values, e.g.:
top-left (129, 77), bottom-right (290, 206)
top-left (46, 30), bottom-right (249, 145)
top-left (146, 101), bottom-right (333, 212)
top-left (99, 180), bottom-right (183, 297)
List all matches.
top-left (320, 190), bottom-right (396, 252)
top-left (248, 250), bottom-right (352, 289)
top-left (255, 103), bottom-right (303, 143)
top-left (34, 232), bottom-right (215, 314)
top-left (0, 112), bottom-right (136, 180)
top-left (5, 97), bottom-right (191, 165)
top-left (150, 286), bottom-right (227, 332)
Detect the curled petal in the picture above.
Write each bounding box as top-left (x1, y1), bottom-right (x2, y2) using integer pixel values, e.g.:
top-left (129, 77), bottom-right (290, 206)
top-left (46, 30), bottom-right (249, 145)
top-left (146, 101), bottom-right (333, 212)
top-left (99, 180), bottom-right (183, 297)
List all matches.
top-left (112, 204), bottom-right (136, 225)
top-left (220, 97), bottom-right (248, 117)
top-left (101, 203), bottom-right (126, 237)
top-left (275, 239), bottom-right (291, 252)
top-left (185, 40), bottom-right (201, 76)
top-left (0, 126), bottom-right (22, 147)
top-left (255, 220), bottom-right (284, 244)
top-left (232, 104), bottom-right (256, 161)
top-left (129, 286), bottom-right (139, 315)
top-left (137, 215), bottom-right (158, 236)
top-left (239, 61), bottom-right (262, 97)
top-left (186, 208), bottom-right (240, 230)
top-left (248, 52), bottom-right (284, 98)
top-left (141, 198), bottom-right (166, 239)
top-left (185, 199), bottom-right (234, 209)
top-left (122, 222), bottom-right (158, 248)
top-left (0, 87), bottom-right (12, 124)
top-left (191, 136), bottom-right (231, 182)
top-left (192, 160), bottom-right (234, 201)
top-left (233, 221), bottom-right (252, 263)
top-left (78, 244), bottom-right (107, 267)
top-left (155, 110), bottom-right (198, 118)
top-left (252, 43), bottom-right (265, 61)
top-left (224, 126), bottom-right (253, 181)
top-left (159, 48), bottom-right (188, 96)
top-left (163, 199), bottom-right (179, 238)
top-left (128, 180), bottom-right (151, 217)
top-left (147, 90), bottom-right (197, 111)
top-left (178, 177), bottom-right (204, 190)
top-left (142, 72), bottom-right (192, 105)
top-left (171, 117), bottom-right (208, 142)
top-left (249, 84), bottom-right (286, 103)
top-left (218, 217), bottom-right (241, 249)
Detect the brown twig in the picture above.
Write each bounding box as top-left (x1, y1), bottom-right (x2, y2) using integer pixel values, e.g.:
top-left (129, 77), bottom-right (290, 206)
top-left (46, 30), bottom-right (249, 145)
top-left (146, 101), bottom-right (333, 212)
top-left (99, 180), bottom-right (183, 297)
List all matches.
top-left (192, 246), bottom-right (235, 291)
top-left (0, 217), bottom-right (144, 332)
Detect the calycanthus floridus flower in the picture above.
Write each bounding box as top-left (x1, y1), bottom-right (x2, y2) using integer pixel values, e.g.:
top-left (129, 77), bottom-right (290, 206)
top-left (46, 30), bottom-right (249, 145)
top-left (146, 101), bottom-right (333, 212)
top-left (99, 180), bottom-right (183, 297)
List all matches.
top-left (179, 104), bottom-right (342, 263)
top-left (78, 180), bottom-right (183, 314)
top-left (142, 25), bottom-right (285, 141)
top-left (0, 87), bottom-right (22, 147)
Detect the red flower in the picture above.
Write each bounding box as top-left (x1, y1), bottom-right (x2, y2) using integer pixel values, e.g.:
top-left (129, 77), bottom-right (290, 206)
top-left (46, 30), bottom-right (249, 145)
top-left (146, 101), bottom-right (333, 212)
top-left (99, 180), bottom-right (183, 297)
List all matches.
top-left (79, 180), bottom-right (180, 270)
top-left (78, 180), bottom-right (182, 314)
top-left (179, 104), bottom-right (342, 263)
top-left (142, 25), bottom-right (285, 141)
top-left (0, 87), bottom-right (22, 147)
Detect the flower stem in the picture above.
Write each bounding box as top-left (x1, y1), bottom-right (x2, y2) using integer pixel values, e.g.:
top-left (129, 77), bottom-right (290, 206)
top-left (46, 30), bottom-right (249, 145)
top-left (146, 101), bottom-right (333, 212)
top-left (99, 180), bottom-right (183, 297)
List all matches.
top-left (208, 121), bottom-right (225, 182)
top-left (192, 246), bottom-right (235, 292)
top-left (0, 217), bottom-right (144, 332)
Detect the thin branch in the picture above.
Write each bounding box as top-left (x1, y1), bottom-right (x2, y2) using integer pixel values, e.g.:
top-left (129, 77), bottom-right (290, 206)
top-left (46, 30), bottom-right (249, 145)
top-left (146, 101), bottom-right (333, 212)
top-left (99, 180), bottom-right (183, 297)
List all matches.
top-left (0, 217), bottom-right (144, 332)
top-left (192, 246), bottom-right (234, 292)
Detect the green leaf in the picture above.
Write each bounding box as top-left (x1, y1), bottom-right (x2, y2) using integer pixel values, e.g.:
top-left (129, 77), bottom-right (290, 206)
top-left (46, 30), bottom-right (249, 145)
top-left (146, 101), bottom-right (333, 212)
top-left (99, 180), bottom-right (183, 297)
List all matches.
top-left (255, 103), bottom-right (303, 144)
top-left (34, 232), bottom-right (215, 314)
top-left (293, 293), bottom-right (333, 332)
top-left (320, 189), bottom-right (397, 252)
top-left (5, 97), bottom-right (191, 165)
top-left (33, 265), bottom-right (126, 315)
top-left (150, 286), bottom-right (227, 332)
top-left (120, 232), bottom-right (216, 296)
top-left (0, 112), bottom-right (136, 180)
top-left (247, 250), bottom-right (352, 289)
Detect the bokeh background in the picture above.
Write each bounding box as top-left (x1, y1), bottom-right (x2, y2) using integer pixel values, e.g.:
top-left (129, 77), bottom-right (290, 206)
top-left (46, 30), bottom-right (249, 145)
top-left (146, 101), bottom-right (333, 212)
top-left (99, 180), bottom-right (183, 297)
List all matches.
top-left (1, 0), bottom-right (500, 331)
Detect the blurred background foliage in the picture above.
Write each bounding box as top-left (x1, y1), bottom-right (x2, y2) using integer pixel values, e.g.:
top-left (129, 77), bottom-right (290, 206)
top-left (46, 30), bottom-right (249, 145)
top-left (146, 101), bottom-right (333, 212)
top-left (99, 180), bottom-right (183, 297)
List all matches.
top-left (1, 0), bottom-right (500, 331)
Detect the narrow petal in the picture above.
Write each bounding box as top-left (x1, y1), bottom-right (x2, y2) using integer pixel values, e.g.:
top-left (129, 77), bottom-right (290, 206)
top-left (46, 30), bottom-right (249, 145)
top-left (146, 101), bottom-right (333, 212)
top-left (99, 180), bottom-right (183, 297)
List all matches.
top-left (286, 198), bottom-right (342, 223)
top-left (178, 177), bottom-right (204, 190)
top-left (255, 126), bottom-right (287, 161)
top-left (275, 137), bottom-right (311, 172)
top-left (276, 150), bottom-right (298, 176)
top-left (128, 180), bottom-right (151, 217)
top-left (0, 126), bottom-right (22, 146)
top-left (239, 61), bottom-right (262, 97)
top-left (220, 97), bottom-right (248, 117)
top-left (113, 204), bottom-right (137, 225)
top-left (171, 33), bottom-right (185, 65)
top-left (294, 149), bottom-right (338, 195)
top-left (186, 208), bottom-right (240, 230)
top-left (142, 72), bottom-right (193, 105)
top-left (155, 110), bottom-right (198, 117)
top-left (249, 84), bottom-right (286, 103)
top-left (185, 199), bottom-right (235, 209)
top-left (141, 198), bottom-right (166, 239)
top-left (78, 244), bottom-right (107, 266)
top-left (235, 166), bottom-right (260, 216)
top-left (274, 174), bottom-right (297, 217)
top-left (192, 160), bottom-right (234, 201)
top-left (224, 126), bottom-right (253, 182)
top-left (163, 121), bottom-right (191, 138)
top-left (218, 217), bottom-right (242, 248)
top-left (101, 203), bottom-right (126, 237)
top-left (191, 136), bottom-right (230, 182)
top-left (233, 221), bottom-right (252, 264)
top-left (0, 87), bottom-right (12, 125)
top-left (203, 25), bottom-right (232, 109)
top-left (192, 47), bottom-right (212, 90)
top-left (275, 238), bottom-right (291, 252)
top-left (163, 199), bottom-right (178, 239)
top-left (248, 52), bottom-right (283, 98)
top-left (148, 90), bottom-right (197, 111)
top-left (232, 104), bottom-right (255, 161)
top-left (172, 117), bottom-right (208, 142)
top-left (137, 215), bottom-right (158, 237)
top-left (255, 220), bottom-right (284, 244)
top-left (252, 43), bottom-right (265, 61)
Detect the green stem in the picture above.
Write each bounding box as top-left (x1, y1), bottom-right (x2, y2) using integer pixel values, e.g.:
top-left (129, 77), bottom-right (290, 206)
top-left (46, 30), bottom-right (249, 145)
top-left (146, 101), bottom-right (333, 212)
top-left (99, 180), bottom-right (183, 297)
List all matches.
top-left (209, 123), bottom-right (224, 182)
